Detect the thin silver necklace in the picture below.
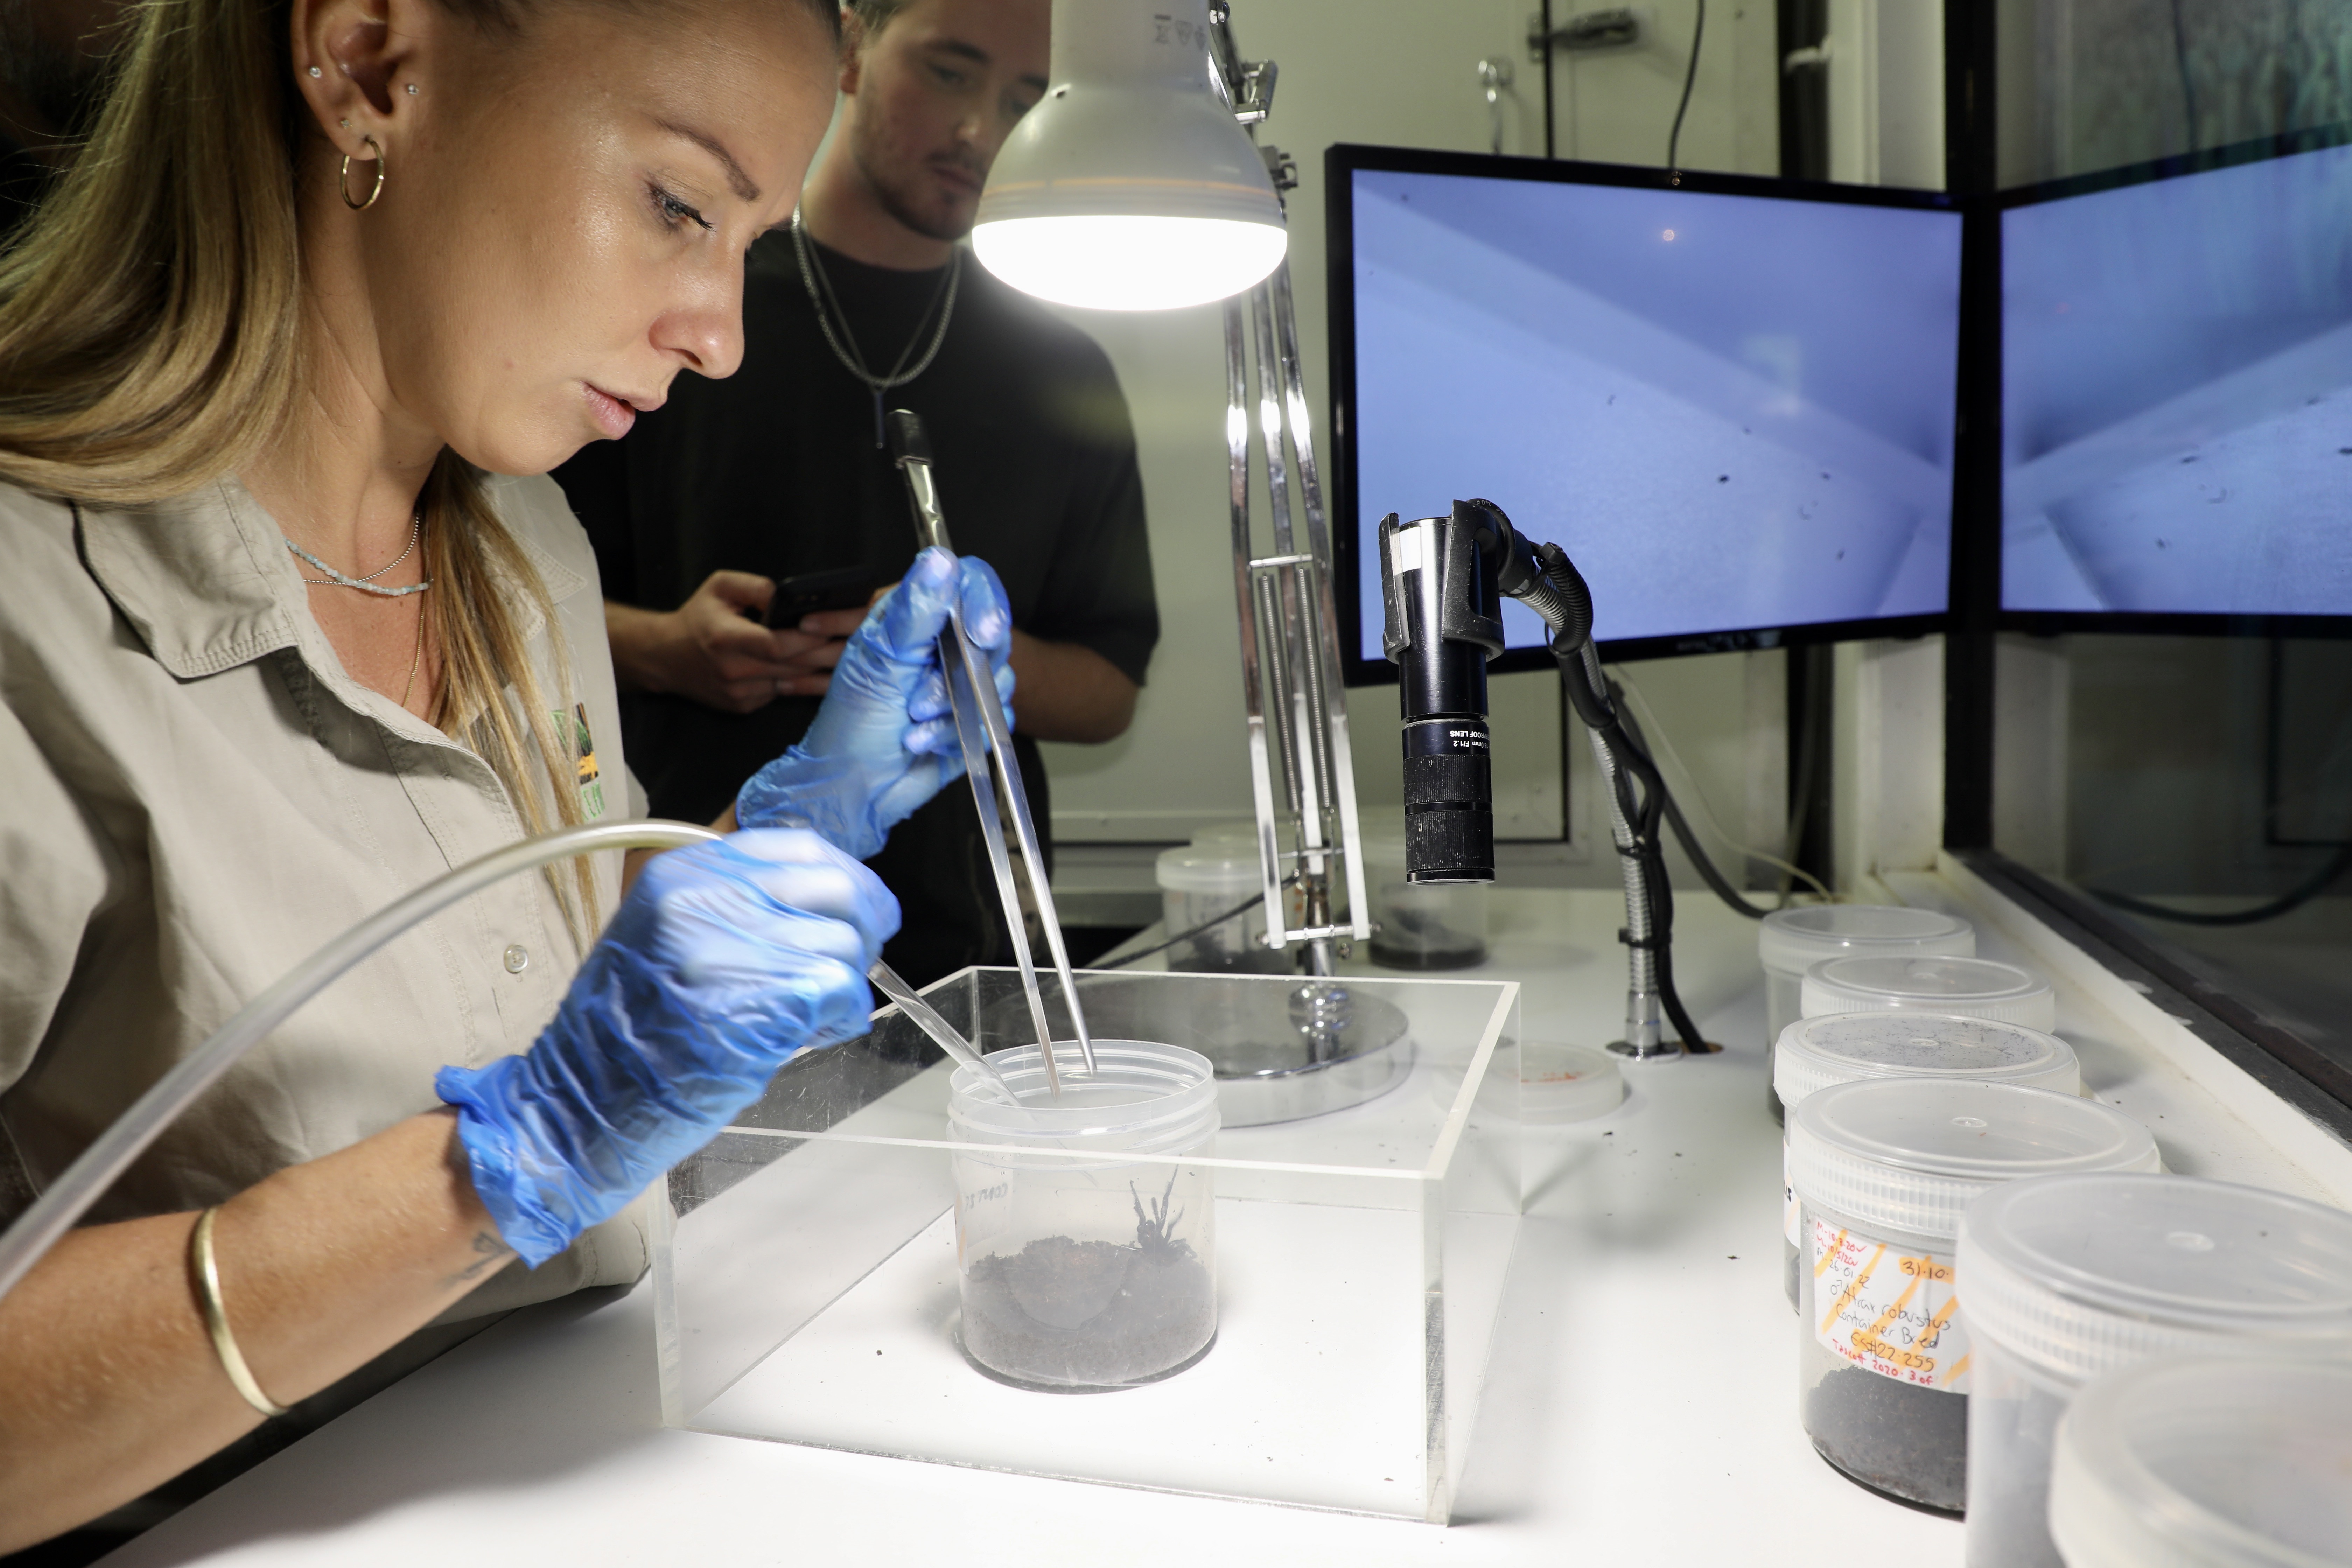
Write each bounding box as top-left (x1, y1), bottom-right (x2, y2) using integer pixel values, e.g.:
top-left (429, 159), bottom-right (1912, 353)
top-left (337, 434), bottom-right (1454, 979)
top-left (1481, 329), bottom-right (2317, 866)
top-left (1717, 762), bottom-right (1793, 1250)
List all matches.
top-left (287, 511), bottom-right (432, 597)
top-left (789, 207), bottom-right (962, 447)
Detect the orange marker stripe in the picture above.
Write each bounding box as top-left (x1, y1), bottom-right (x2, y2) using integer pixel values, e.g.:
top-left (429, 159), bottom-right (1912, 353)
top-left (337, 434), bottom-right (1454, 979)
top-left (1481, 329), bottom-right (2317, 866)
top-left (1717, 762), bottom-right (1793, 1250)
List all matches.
top-left (1863, 1274), bottom-right (1924, 1343)
top-left (1813, 1227), bottom-right (1850, 1279)
top-left (1820, 1243), bottom-right (1885, 1336)
top-left (1941, 1352), bottom-right (1973, 1387)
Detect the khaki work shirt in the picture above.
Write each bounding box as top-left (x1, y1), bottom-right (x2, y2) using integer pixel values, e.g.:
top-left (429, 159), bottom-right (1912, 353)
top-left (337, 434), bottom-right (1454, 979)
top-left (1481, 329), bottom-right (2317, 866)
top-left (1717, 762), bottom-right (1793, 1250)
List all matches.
top-left (0, 474), bottom-right (651, 1313)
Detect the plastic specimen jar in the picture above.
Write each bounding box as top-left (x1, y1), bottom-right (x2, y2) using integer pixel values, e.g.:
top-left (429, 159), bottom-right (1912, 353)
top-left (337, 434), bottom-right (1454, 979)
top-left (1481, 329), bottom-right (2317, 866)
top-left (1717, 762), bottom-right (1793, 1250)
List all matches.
top-left (1758, 906), bottom-right (1973, 1119)
top-left (1773, 1012), bottom-right (2080, 1309)
top-left (1802, 954), bottom-right (2055, 1034)
top-left (1790, 1079), bottom-right (2157, 1511)
top-left (2050, 1353), bottom-right (2352, 1568)
top-left (1362, 834), bottom-right (1489, 970)
top-left (1958, 1174), bottom-right (2352, 1568)
top-left (1155, 843), bottom-right (1286, 974)
top-left (947, 1040), bottom-right (1220, 1390)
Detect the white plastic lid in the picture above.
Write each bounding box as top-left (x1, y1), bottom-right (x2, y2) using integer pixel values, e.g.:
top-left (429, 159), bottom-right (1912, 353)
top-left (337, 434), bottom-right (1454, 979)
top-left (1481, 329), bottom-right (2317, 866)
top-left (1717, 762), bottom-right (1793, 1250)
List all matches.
top-left (1801, 954), bottom-right (2057, 1032)
top-left (1959, 1174), bottom-right (2352, 1386)
top-left (2051, 1353), bottom-right (2352, 1568)
top-left (1788, 1079), bottom-right (2157, 1243)
top-left (1774, 1010), bottom-right (2079, 1111)
top-left (1521, 1042), bottom-right (1624, 1124)
top-left (1758, 904), bottom-right (1974, 976)
top-left (1156, 842), bottom-right (1261, 895)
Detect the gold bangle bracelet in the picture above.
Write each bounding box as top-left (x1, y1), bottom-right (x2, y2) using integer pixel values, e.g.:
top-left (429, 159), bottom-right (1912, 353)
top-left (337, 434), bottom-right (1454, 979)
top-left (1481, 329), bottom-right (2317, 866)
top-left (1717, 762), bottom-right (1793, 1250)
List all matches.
top-left (189, 1207), bottom-right (290, 1419)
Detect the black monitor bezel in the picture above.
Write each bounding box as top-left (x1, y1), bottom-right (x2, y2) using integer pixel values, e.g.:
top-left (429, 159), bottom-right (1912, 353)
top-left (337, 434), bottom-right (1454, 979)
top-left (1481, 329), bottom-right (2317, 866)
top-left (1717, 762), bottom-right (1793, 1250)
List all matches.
top-left (1992, 120), bottom-right (2352, 642)
top-left (1325, 143), bottom-right (1966, 686)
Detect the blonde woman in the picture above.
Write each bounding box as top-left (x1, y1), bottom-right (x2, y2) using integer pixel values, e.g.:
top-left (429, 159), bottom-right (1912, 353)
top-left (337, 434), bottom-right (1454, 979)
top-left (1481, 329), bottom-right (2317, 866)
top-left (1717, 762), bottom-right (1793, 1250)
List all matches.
top-left (0, 0), bottom-right (1013, 1545)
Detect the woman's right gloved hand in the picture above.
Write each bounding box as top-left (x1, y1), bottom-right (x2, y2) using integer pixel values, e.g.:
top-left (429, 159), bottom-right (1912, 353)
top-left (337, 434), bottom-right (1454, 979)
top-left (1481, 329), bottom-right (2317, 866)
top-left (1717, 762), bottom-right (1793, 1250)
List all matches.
top-left (734, 547), bottom-right (1014, 861)
top-left (436, 829), bottom-right (897, 1268)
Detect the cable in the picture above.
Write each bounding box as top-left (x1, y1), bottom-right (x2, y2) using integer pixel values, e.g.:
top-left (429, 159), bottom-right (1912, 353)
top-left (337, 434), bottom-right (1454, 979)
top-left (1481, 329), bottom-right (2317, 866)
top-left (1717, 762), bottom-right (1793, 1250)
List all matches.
top-left (1093, 874), bottom-right (1303, 971)
top-left (1464, 504), bottom-right (1717, 1052)
top-left (1666, 0), bottom-right (1706, 170)
top-left (2091, 840), bottom-right (2352, 928)
top-left (1612, 698), bottom-right (1767, 920)
top-left (1553, 641), bottom-right (1712, 1051)
top-left (1609, 665), bottom-right (1834, 903)
top-left (2168, 0), bottom-right (2199, 152)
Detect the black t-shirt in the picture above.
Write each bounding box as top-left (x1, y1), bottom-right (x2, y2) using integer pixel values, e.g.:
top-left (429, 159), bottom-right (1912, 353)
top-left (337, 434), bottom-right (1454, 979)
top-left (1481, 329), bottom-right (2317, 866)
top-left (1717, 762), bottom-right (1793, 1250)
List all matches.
top-left (555, 230), bottom-right (1157, 983)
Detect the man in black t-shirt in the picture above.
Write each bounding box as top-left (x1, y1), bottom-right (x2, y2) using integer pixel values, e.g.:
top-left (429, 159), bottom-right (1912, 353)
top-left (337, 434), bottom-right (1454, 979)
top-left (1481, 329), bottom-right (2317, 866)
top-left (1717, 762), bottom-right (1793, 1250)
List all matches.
top-left (556, 0), bottom-right (1157, 985)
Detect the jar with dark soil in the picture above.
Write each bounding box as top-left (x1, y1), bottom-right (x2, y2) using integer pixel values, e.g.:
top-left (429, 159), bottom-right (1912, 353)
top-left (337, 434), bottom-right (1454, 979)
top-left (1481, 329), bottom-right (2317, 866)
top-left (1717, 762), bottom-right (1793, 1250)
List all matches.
top-left (1798, 1202), bottom-right (1969, 1511)
top-left (1788, 1077), bottom-right (2159, 1513)
top-left (949, 1040), bottom-right (1219, 1391)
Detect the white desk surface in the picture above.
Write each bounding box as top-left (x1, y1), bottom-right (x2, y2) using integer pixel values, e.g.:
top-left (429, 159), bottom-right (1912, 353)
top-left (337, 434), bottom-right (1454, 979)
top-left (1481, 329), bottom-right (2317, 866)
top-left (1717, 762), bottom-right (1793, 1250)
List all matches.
top-left (103, 876), bottom-right (2352, 1567)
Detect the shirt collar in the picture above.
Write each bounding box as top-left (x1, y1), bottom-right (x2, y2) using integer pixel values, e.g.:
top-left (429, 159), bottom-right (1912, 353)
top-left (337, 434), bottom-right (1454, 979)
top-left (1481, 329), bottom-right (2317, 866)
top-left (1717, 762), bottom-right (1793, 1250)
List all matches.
top-left (79, 480), bottom-right (300, 680)
top-left (80, 475), bottom-right (586, 683)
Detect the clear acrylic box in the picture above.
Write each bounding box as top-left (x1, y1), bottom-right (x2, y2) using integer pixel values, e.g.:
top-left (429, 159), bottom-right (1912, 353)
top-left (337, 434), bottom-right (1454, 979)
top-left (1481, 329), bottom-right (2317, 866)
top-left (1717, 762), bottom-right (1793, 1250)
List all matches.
top-left (651, 967), bottom-right (1522, 1523)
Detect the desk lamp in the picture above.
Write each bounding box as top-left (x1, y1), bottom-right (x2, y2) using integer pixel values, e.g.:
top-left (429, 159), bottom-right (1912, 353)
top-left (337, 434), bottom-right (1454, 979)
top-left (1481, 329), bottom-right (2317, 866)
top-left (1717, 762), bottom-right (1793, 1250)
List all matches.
top-left (975, 0), bottom-right (1372, 979)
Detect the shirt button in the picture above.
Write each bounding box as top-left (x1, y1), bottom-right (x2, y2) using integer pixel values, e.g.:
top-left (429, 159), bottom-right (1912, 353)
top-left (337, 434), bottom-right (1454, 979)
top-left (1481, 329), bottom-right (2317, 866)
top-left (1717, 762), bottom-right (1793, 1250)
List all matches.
top-left (502, 944), bottom-right (530, 975)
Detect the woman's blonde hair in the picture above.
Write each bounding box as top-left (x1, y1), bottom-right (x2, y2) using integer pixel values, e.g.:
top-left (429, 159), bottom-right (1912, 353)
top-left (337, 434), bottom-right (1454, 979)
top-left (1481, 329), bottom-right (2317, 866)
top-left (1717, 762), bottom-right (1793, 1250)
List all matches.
top-left (0, 0), bottom-right (690, 945)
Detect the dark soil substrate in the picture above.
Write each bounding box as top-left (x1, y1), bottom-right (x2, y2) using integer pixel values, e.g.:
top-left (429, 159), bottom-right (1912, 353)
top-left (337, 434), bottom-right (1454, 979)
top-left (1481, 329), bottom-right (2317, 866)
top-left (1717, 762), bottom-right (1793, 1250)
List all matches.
top-left (1806, 1364), bottom-right (1968, 1513)
top-left (1367, 943), bottom-right (1488, 971)
top-left (962, 1234), bottom-right (1214, 1389)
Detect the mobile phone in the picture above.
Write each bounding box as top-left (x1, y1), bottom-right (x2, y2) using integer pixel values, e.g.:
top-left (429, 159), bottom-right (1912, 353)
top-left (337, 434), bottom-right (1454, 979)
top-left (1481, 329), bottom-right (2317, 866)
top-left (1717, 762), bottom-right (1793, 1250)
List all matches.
top-left (762, 565), bottom-right (881, 630)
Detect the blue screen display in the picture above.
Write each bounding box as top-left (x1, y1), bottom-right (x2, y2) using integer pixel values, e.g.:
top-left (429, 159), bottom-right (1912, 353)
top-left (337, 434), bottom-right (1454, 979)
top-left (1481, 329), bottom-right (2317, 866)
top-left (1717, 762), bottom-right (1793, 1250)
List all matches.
top-left (2002, 142), bottom-right (2352, 616)
top-left (1347, 167), bottom-right (1963, 657)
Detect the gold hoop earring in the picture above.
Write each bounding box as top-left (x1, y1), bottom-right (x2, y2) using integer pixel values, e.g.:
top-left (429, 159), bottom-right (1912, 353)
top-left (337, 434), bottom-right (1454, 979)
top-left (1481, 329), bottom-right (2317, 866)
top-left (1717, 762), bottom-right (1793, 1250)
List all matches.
top-left (340, 135), bottom-right (386, 212)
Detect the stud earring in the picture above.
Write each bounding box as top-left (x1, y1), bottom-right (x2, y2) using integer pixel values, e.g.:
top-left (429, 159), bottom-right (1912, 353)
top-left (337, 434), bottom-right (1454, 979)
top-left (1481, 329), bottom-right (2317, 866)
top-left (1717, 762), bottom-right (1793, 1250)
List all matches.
top-left (339, 118), bottom-right (350, 128)
top-left (308, 65), bottom-right (322, 78)
top-left (406, 83), bottom-right (419, 95)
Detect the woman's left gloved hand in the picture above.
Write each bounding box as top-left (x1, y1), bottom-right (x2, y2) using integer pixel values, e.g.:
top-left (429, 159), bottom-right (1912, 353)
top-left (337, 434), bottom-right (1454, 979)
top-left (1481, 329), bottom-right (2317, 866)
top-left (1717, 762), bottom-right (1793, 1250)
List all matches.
top-left (734, 546), bottom-right (1014, 861)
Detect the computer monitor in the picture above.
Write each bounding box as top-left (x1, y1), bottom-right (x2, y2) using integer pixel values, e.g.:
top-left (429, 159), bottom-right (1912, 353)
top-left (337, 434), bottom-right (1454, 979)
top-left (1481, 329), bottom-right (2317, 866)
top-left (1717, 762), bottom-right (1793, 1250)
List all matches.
top-left (2000, 131), bottom-right (2352, 629)
top-left (1328, 146), bottom-right (1965, 679)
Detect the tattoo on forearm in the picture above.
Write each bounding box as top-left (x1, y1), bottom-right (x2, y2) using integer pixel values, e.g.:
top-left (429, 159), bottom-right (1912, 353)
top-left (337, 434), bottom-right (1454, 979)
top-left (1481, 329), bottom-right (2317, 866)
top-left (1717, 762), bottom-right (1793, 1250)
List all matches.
top-left (443, 1230), bottom-right (512, 1289)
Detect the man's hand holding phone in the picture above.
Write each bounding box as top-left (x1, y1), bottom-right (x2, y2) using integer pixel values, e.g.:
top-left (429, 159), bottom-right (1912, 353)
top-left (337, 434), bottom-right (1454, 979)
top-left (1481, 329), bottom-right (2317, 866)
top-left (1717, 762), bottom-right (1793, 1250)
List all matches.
top-left (605, 570), bottom-right (872, 714)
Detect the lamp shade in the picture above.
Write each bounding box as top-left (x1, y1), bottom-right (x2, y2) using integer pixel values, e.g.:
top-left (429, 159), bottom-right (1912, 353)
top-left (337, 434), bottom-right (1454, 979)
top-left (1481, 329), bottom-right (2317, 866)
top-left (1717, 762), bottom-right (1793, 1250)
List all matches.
top-left (973, 0), bottom-right (1287, 311)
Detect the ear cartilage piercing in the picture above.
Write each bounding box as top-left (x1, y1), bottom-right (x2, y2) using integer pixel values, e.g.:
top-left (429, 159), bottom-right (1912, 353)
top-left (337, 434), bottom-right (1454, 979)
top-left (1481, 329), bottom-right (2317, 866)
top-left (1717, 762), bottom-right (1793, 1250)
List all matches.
top-left (406, 83), bottom-right (418, 94)
top-left (339, 118), bottom-right (350, 128)
top-left (308, 65), bottom-right (322, 78)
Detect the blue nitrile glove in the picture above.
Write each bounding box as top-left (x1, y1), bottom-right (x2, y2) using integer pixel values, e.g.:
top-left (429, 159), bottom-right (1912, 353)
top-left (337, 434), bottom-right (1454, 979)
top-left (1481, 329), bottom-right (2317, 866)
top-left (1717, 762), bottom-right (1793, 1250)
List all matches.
top-left (734, 547), bottom-right (1016, 860)
top-left (436, 829), bottom-right (898, 1267)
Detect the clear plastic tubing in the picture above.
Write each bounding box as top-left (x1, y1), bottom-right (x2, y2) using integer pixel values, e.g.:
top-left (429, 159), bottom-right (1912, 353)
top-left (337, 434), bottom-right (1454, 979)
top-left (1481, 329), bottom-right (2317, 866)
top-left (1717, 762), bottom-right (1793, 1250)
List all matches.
top-left (947, 1040), bottom-right (1220, 1390)
top-left (1790, 1079), bottom-right (2157, 1512)
top-left (1758, 907), bottom-right (1973, 1120)
top-left (1958, 1173), bottom-right (2352, 1568)
top-left (1361, 832), bottom-right (1489, 971)
top-left (1802, 954), bottom-right (2055, 1034)
top-left (2051, 1352), bottom-right (2352, 1568)
top-left (0, 819), bottom-right (723, 1306)
top-left (1773, 1012), bottom-right (2080, 1310)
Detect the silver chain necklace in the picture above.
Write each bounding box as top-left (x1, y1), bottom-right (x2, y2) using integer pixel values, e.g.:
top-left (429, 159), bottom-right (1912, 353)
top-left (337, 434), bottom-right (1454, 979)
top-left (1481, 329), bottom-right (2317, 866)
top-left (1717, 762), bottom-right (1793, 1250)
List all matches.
top-left (286, 511), bottom-right (433, 597)
top-left (789, 207), bottom-right (962, 446)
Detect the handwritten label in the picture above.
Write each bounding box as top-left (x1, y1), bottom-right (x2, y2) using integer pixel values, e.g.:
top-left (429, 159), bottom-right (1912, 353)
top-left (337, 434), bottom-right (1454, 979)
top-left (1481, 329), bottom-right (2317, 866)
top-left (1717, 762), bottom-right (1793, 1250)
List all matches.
top-left (1810, 1217), bottom-right (1971, 1393)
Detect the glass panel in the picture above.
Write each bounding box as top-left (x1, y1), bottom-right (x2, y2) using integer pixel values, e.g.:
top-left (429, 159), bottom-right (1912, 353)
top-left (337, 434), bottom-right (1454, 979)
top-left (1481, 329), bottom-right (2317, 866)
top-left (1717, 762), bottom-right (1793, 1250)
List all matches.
top-left (1994, 631), bottom-right (2352, 1081)
top-left (653, 967), bottom-right (1522, 1523)
top-left (2001, 0), bottom-right (2352, 187)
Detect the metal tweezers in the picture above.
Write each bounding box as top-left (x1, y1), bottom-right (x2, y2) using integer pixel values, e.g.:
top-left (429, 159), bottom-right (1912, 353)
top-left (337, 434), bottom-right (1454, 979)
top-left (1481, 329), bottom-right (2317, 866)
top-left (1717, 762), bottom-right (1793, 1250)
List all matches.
top-left (886, 408), bottom-right (1096, 1097)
